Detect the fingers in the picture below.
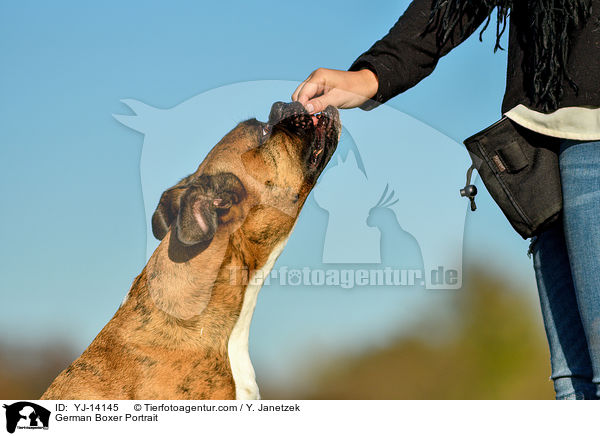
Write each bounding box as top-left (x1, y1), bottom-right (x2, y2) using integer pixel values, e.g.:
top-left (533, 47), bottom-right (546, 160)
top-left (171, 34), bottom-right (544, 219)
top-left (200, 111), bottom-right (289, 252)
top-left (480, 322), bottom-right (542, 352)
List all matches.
top-left (291, 76), bottom-right (310, 102)
top-left (292, 68), bottom-right (366, 113)
top-left (304, 87), bottom-right (347, 114)
top-left (292, 81), bottom-right (308, 104)
top-left (304, 96), bottom-right (327, 114)
top-left (296, 80), bottom-right (327, 107)
top-left (292, 69), bottom-right (328, 105)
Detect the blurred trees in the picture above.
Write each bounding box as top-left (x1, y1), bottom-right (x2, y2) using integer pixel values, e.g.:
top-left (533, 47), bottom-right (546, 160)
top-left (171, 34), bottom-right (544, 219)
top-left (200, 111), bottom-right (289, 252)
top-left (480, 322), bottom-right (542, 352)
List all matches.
top-left (0, 270), bottom-right (554, 399)
top-left (0, 343), bottom-right (75, 399)
top-left (263, 270), bottom-right (554, 399)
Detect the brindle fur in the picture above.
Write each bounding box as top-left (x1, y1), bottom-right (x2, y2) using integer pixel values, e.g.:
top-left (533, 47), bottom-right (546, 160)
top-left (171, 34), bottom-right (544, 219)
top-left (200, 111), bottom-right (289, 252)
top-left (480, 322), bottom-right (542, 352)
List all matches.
top-left (41, 103), bottom-right (339, 400)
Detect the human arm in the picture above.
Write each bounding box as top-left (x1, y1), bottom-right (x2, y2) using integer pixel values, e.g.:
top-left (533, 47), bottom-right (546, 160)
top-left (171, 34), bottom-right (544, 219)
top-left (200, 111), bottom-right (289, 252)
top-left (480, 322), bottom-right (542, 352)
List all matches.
top-left (292, 0), bottom-right (494, 112)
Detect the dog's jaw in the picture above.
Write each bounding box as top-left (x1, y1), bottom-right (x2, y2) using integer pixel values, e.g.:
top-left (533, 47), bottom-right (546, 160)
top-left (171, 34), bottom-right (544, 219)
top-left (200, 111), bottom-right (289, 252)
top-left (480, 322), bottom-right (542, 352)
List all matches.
top-left (227, 236), bottom-right (290, 400)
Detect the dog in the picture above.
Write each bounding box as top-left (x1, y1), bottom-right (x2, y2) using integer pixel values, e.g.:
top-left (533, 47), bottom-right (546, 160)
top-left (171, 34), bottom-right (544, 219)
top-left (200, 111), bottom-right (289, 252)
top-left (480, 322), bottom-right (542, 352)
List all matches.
top-left (41, 101), bottom-right (340, 400)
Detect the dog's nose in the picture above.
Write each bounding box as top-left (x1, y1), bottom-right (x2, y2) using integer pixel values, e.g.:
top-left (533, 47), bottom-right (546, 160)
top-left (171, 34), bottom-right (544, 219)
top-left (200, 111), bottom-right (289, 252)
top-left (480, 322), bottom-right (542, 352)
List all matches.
top-left (269, 101), bottom-right (286, 124)
top-left (268, 101), bottom-right (306, 125)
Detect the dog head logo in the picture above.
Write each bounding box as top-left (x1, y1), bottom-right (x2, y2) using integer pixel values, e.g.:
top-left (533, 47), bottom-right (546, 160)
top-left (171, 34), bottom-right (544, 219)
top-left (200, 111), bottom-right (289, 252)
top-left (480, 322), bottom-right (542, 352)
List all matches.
top-left (3, 402), bottom-right (50, 433)
top-left (115, 80), bottom-right (471, 290)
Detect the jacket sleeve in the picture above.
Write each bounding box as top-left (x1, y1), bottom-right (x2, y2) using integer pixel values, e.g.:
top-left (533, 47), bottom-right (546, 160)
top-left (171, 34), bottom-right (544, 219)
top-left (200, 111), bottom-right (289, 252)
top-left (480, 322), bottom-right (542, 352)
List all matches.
top-left (349, 0), bottom-right (494, 110)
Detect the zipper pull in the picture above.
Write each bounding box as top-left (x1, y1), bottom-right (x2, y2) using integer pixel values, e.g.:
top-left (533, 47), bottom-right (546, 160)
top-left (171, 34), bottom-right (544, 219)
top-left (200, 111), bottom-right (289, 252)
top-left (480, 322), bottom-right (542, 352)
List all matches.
top-left (460, 164), bottom-right (478, 211)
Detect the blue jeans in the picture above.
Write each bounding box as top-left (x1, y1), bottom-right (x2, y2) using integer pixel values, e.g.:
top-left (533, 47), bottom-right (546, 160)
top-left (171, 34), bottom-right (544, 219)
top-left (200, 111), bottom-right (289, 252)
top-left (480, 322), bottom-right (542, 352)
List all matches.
top-left (531, 139), bottom-right (600, 400)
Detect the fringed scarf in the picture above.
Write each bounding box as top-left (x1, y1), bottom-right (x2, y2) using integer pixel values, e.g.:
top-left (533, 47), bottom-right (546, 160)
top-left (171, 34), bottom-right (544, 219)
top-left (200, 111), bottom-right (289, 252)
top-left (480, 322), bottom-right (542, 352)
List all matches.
top-left (426, 0), bottom-right (592, 111)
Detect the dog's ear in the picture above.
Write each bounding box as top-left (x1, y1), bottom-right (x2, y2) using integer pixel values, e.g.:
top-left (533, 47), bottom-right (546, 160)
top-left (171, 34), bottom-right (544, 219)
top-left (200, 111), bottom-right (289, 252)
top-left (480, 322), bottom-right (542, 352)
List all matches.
top-left (176, 173), bottom-right (247, 246)
top-left (152, 172), bottom-right (246, 246)
top-left (151, 175), bottom-right (194, 241)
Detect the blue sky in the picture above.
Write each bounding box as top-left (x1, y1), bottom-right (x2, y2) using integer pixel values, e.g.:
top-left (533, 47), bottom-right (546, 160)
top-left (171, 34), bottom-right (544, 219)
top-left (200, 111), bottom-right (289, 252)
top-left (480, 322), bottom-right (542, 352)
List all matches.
top-left (0, 1), bottom-right (539, 386)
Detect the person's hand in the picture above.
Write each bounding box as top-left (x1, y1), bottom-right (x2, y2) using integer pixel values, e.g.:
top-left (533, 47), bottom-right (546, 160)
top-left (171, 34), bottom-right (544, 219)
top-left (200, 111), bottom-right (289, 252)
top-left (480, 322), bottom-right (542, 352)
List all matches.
top-left (291, 68), bottom-right (378, 114)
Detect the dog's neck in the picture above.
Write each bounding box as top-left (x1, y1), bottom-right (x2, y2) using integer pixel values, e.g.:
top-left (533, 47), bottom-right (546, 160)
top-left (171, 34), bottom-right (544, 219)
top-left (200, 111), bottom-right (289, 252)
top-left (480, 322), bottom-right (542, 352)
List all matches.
top-left (116, 229), bottom-right (286, 399)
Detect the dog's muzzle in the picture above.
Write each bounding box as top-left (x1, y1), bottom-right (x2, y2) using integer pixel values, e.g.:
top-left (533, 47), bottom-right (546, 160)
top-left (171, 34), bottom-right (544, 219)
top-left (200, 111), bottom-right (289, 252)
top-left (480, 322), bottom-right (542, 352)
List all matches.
top-left (267, 101), bottom-right (341, 175)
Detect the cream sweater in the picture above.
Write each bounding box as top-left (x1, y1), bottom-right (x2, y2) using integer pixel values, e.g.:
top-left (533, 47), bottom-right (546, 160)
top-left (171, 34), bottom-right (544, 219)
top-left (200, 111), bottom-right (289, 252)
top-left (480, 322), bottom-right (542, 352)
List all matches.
top-left (505, 105), bottom-right (600, 141)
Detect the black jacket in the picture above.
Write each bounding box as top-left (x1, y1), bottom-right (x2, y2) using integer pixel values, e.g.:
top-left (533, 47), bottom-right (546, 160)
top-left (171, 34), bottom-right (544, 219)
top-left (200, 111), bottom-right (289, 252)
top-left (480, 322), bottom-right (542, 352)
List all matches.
top-left (349, 0), bottom-right (600, 114)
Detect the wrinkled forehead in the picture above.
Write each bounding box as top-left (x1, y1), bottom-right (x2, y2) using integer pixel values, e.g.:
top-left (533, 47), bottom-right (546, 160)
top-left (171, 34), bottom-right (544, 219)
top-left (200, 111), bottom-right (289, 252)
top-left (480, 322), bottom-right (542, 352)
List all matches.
top-left (200, 119), bottom-right (262, 168)
top-left (195, 119), bottom-right (301, 218)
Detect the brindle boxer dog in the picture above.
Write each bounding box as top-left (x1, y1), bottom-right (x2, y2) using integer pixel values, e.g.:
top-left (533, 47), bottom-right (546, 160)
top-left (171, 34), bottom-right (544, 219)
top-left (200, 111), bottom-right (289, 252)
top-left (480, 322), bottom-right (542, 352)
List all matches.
top-left (41, 101), bottom-right (340, 400)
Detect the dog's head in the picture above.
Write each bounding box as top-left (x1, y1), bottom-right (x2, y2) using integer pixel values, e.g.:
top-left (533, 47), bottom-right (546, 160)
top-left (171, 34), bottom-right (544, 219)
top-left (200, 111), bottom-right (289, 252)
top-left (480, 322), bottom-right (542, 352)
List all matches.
top-left (151, 101), bottom-right (340, 257)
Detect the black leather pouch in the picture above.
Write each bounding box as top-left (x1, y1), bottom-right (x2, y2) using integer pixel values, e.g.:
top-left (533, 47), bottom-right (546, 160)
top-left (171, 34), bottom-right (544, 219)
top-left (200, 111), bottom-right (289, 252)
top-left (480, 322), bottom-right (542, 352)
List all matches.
top-left (462, 117), bottom-right (562, 239)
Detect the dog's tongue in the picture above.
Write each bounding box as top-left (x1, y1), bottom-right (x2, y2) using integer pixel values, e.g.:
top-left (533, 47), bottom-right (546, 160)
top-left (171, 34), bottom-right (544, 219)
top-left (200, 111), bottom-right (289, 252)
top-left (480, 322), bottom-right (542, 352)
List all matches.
top-left (311, 114), bottom-right (319, 126)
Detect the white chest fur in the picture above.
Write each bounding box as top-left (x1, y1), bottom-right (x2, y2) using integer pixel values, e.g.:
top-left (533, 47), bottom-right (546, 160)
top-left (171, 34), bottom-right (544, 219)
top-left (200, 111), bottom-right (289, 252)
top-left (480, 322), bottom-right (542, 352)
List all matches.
top-left (227, 238), bottom-right (288, 400)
